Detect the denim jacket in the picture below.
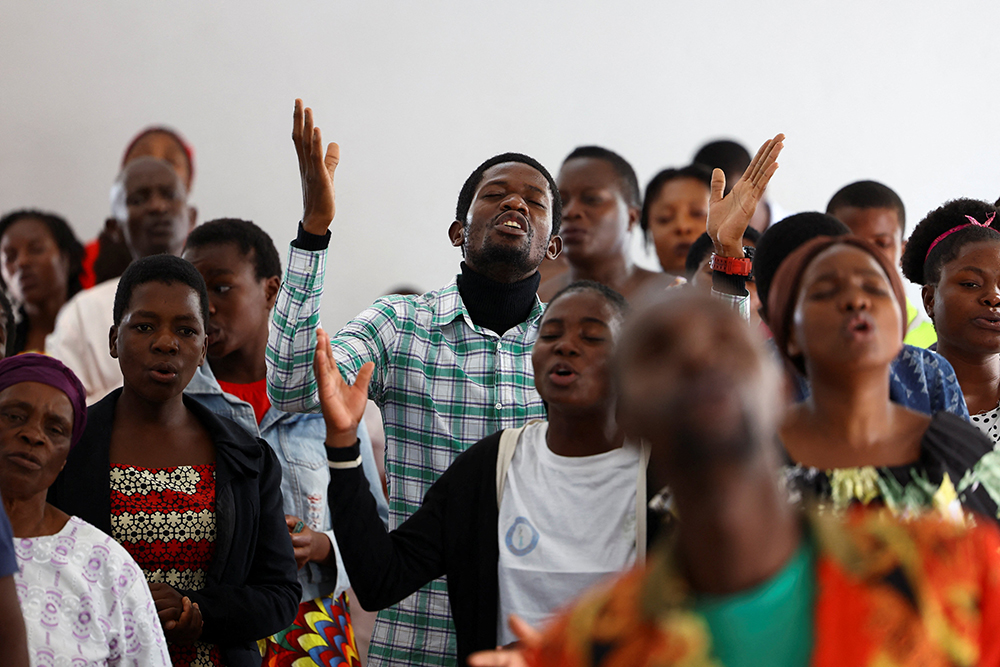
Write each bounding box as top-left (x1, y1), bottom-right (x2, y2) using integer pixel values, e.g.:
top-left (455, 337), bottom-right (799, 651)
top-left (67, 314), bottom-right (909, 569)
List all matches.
top-left (186, 363), bottom-right (388, 601)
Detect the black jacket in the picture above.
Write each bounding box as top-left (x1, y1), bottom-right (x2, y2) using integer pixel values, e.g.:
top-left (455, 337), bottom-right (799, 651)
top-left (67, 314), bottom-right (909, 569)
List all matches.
top-left (329, 431), bottom-right (661, 665)
top-left (50, 389), bottom-right (301, 667)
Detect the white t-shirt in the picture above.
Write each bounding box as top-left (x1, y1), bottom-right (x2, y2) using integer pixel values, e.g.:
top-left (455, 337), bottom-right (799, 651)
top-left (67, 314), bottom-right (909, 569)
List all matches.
top-left (497, 421), bottom-right (640, 645)
top-left (13, 516), bottom-right (171, 666)
top-left (46, 278), bottom-right (122, 405)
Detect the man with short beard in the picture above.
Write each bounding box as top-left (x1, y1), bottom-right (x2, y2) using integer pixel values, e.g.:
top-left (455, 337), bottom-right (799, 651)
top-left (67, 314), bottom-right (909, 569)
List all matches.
top-left (266, 100), bottom-right (562, 667)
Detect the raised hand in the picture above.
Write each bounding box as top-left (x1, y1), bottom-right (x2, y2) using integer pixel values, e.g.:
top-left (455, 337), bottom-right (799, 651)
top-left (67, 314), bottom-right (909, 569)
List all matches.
top-left (292, 98), bottom-right (341, 235)
top-left (313, 327), bottom-right (374, 447)
top-left (466, 615), bottom-right (541, 666)
top-left (707, 133), bottom-right (784, 257)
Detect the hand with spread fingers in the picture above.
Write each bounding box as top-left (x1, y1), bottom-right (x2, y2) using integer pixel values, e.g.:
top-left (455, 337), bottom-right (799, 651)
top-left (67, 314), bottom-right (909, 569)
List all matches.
top-left (292, 98), bottom-right (341, 235)
top-left (707, 133), bottom-right (784, 257)
top-left (313, 327), bottom-right (374, 448)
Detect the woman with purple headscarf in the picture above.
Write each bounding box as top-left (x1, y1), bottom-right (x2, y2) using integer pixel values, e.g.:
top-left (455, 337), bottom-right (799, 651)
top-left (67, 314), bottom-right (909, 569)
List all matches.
top-left (0, 353), bottom-right (170, 666)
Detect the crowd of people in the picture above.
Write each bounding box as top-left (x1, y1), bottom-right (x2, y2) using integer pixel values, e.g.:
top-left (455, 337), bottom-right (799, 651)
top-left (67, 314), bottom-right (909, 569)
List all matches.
top-left (2, 99), bottom-right (1000, 667)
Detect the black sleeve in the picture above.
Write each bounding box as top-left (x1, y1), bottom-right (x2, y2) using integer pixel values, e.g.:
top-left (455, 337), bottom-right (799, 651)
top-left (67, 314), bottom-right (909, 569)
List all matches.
top-left (291, 221), bottom-right (331, 251)
top-left (185, 443), bottom-right (302, 643)
top-left (328, 436), bottom-right (496, 611)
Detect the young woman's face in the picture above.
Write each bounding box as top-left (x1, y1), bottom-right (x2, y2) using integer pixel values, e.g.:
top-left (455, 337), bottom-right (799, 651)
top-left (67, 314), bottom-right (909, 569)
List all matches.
top-left (926, 239), bottom-right (1000, 356)
top-left (531, 290), bottom-right (620, 411)
top-left (111, 280), bottom-right (207, 403)
top-left (647, 178), bottom-right (710, 274)
top-left (556, 157), bottom-right (635, 264)
top-left (789, 245), bottom-right (902, 376)
top-left (0, 217), bottom-right (70, 307)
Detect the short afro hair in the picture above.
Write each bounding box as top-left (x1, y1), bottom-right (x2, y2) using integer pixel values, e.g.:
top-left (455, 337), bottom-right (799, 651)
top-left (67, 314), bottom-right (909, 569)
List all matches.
top-left (185, 218), bottom-right (282, 281)
top-left (546, 279), bottom-right (628, 322)
top-left (455, 153), bottom-right (562, 236)
top-left (826, 180), bottom-right (906, 233)
top-left (639, 164), bottom-right (713, 243)
top-left (562, 146), bottom-right (641, 209)
top-left (0, 209), bottom-right (85, 299)
top-left (684, 228), bottom-right (761, 281)
top-left (753, 212), bottom-right (850, 323)
top-left (693, 140), bottom-right (751, 195)
top-left (900, 198), bottom-right (1000, 286)
top-left (113, 254), bottom-right (210, 327)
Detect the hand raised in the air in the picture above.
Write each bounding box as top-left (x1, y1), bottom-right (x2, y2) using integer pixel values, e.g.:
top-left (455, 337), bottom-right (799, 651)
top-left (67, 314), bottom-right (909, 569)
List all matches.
top-left (313, 327), bottom-right (374, 448)
top-left (707, 133), bottom-right (784, 258)
top-left (292, 98), bottom-right (340, 235)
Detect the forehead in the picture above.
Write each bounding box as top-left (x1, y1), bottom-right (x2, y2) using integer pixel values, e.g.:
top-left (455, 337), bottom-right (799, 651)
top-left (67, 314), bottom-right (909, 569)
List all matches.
top-left (2, 217), bottom-right (54, 245)
top-left (125, 280), bottom-right (203, 321)
top-left (652, 177), bottom-right (709, 206)
top-left (0, 381), bottom-right (73, 421)
top-left (183, 241), bottom-right (254, 274)
top-left (558, 157), bottom-right (620, 191)
top-left (542, 290), bottom-right (617, 325)
top-left (943, 238), bottom-right (1000, 269)
top-left (834, 207), bottom-right (901, 238)
top-left (802, 244), bottom-right (889, 283)
top-left (123, 160), bottom-right (183, 196)
top-left (478, 162), bottom-right (550, 197)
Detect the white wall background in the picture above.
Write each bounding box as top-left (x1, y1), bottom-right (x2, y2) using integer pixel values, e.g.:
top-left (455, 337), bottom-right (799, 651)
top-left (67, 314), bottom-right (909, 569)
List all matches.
top-left (2, 1), bottom-right (998, 329)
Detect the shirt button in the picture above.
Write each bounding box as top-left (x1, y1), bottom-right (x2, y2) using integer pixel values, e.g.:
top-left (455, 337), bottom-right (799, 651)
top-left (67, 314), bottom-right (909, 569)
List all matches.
top-left (496, 342), bottom-right (502, 351)
top-left (495, 402), bottom-right (503, 410)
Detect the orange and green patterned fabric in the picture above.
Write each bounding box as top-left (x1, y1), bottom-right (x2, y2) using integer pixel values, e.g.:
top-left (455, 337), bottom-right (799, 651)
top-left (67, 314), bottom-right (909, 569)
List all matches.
top-left (526, 508), bottom-right (1000, 667)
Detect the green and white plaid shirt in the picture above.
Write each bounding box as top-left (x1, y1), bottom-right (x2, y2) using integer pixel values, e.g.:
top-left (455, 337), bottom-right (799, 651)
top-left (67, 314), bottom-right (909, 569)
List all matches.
top-left (267, 244), bottom-right (547, 666)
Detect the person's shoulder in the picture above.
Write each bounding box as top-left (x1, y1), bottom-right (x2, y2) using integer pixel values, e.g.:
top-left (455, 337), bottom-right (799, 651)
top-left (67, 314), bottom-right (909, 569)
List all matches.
top-left (61, 517), bottom-right (148, 591)
top-left (63, 277), bottom-right (120, 310)
top-left (368, 280), bottom-right (458, 325)
top-left (897, 344), bottom-right (954, 375)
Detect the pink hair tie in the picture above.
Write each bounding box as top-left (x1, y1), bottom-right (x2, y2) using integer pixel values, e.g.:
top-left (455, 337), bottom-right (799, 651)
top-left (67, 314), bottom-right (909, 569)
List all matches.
top-left (924, 212), bottom-right (997, 262)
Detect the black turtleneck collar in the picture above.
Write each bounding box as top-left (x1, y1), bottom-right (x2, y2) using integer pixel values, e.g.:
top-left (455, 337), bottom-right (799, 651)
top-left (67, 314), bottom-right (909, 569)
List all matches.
top-left (457, 262), bottom-right (540, 336)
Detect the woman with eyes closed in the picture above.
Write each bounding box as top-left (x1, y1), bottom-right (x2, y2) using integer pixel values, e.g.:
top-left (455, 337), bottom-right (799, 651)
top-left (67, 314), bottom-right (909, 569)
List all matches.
top-left (640, 164), bottom-right (713, 276)
top-left (317, 281), bottom-right (647, 665)
top-left (900, 199), bottom-right (1000, 447)
top-left (49, 254), bottom-right (300, 667)
top-left (771, 236), bottom-right (1000, 520)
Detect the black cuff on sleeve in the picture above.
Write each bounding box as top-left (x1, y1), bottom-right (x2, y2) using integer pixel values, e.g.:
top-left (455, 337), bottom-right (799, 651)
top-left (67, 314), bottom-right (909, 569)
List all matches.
top-left (326, 439), bottom-right (361, 462)
top-left (712, 270), bottom-right (749, 297)
top-left (291, 221), bottom-right (331, 251)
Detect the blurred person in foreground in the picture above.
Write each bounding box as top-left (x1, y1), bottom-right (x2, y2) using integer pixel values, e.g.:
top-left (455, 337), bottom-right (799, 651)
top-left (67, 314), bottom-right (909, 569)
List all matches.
top-left (470, 290), bottom-right (1000, 667)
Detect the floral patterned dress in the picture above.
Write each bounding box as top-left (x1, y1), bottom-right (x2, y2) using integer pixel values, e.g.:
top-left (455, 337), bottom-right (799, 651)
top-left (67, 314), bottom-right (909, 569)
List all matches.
top-left (784, 412), bottom-right (1000, 523)
top-left (110, 463), bottom-right (222, 667)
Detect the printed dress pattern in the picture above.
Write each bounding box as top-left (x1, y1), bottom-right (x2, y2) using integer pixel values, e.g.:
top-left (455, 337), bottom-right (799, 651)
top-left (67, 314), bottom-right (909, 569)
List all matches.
top-left (110, 463), bottom-right (223, 667)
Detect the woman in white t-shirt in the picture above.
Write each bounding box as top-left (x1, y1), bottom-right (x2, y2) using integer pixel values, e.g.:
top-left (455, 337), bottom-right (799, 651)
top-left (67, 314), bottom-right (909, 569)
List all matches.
top-left (315, 281), bottom-right (645, 664)
top-left (0, 353), bottom-right (170, 666)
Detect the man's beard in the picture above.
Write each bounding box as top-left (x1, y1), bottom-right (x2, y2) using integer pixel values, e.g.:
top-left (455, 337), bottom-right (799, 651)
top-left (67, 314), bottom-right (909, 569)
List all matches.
top-left (467, 231), bottom-right (544, 281)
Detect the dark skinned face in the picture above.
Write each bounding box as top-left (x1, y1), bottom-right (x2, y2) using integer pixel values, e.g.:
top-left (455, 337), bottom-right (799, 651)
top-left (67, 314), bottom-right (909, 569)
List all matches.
top-left (117, 158), bottom-right (192, 259)
top-left (449, 162), bottom-right (561, 282)
top-left (0, 382), bottom-right (74, 501)
top-left (831, 206), bottom-right (904, 269)
top-left (110, 281), bottom-right (207, 404)
top-left (557, 158), bottom-right (635, 265)
top-left (925, 239), bottom-right (1000, 357)
top-left (182, 242), bottom-right (279, 362)
top-left (531, 290), bottom-right (620, 412)
top-left (788, 245), bottom-right (902, 377)
top-left (1, 218), bottom-right (70, 307)
top-left (647, 177), bottom-right (709, 274)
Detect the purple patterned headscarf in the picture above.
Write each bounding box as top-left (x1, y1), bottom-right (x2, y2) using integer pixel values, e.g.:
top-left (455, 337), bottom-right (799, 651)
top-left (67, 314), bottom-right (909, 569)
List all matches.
top-left (0, 353), bottom-right (88, 447)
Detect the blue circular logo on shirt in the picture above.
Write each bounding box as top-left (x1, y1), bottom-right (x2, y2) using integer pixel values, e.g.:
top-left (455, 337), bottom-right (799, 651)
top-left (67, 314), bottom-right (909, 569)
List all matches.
top-left (505, 516), bottom-right (539, 556)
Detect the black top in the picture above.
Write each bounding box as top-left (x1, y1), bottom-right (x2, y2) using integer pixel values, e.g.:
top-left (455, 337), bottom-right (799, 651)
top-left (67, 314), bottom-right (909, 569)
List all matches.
top-left (49, 389), bottom-right (301, 667)
top-left (457, 261), bottom-right (540, 335)
top-left (785, 411), bottom-right (1000, 522)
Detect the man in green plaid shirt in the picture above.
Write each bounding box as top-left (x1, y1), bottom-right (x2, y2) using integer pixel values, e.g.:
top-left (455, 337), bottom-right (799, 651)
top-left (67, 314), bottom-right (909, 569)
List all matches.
top-left (266, 100), bottom-right (564, 666)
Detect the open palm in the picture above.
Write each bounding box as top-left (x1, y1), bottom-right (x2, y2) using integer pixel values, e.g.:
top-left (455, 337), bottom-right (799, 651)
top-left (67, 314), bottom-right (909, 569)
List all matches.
top-left (313, 327), bottom-right (373, 445)
top-left (707, 133), bottom-right (784, 256)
